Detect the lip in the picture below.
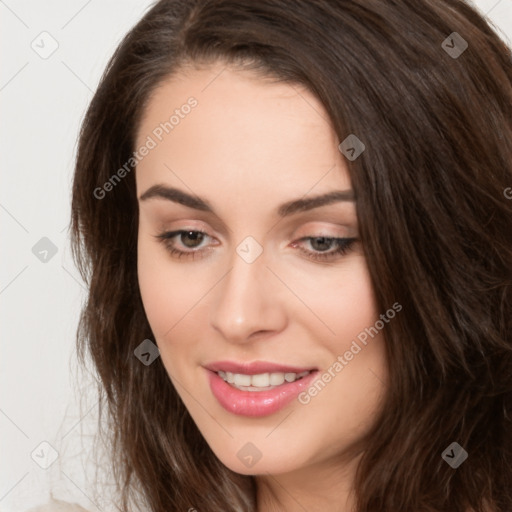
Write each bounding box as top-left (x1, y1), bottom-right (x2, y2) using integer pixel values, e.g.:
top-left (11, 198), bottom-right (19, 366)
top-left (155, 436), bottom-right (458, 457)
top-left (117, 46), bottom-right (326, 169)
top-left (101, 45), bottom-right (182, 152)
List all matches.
top-left (203, 360), bottom-right (317, 374)
top-left (205, 367), bottom-right (319, 417)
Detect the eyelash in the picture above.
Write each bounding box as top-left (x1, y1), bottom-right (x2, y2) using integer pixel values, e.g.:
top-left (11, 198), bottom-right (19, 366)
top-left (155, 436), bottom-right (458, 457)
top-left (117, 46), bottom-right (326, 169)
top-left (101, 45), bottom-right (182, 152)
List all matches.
top-left (154, 230), bottom-right (358, 262)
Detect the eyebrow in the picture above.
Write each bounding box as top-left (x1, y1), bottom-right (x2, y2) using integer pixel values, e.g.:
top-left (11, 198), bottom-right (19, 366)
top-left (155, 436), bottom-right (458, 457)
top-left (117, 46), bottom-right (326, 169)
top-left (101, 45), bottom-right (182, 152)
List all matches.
top-left (139, 184), bottom-right (355, 217)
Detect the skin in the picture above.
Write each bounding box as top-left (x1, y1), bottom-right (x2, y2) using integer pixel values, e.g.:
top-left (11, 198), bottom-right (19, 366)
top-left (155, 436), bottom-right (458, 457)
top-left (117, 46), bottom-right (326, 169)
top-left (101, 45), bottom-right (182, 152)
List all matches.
top-left (135, 61), bottom-right (389, 512)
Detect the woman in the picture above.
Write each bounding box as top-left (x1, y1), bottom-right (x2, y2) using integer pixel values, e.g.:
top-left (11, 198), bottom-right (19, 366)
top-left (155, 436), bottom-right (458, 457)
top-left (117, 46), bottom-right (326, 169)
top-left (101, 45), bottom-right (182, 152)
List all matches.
top-left (70, 1), bottom-right (512, 511)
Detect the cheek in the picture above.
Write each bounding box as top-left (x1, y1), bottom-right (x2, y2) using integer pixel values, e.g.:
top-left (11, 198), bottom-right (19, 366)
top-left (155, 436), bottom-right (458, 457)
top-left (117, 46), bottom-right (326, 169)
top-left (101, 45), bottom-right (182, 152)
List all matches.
top-left (334, 262), bottom-right (378, 338)
top-left (137, 232), bottom-right (199, 340)
top-left (293, 255), bottom-right (379, 345)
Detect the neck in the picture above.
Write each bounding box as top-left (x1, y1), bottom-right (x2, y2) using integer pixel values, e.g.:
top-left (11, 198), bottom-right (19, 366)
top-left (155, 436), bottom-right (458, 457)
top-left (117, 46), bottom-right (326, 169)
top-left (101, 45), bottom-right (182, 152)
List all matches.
top-left (255, 450), bottom-right (362, 512)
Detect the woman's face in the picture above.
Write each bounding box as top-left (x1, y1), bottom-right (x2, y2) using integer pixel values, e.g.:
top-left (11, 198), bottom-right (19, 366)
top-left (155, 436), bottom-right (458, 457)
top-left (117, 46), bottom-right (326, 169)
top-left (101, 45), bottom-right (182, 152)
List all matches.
top-left (135, 62), bottom-right (389, 477)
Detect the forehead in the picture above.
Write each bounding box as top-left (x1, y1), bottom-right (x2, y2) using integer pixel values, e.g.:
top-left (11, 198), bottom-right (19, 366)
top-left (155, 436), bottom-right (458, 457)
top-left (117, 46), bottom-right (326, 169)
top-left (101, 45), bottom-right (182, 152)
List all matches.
top-left (135, 62), bottom-right (351, 200)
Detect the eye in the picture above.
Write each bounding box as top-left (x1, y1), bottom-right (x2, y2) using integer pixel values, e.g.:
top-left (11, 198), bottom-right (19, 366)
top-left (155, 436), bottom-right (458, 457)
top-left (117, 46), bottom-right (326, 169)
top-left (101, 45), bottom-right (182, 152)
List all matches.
top-left (154, 230), bottom-right (215, 260)
top-left (154, 230), bottom-right (358, 262)
top-left (291, 236), bottom-right (358, 262)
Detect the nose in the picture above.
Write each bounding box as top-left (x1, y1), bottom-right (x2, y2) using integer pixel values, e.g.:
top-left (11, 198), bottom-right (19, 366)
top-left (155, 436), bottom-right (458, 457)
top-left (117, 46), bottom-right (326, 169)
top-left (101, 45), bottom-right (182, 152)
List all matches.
top-left (209, 246), bottom-right (287, 344)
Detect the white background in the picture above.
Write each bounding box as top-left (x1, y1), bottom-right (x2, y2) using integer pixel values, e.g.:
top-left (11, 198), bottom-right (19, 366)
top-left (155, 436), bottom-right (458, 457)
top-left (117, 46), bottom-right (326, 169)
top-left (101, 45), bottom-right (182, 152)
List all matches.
top-left (1, 1), bottom-right (511, 511)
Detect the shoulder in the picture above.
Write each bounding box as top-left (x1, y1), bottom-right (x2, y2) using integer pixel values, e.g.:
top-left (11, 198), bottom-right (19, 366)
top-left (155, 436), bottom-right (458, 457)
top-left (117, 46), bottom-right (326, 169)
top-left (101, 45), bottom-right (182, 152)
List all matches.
top-left (23, 498), bottom-right (93, 512)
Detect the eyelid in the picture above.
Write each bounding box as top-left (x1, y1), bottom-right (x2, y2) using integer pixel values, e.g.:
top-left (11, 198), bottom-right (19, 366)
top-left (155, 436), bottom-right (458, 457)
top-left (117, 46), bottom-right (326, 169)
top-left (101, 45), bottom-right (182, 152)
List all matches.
top-left (155, 228), bottom-right (359, 264)
top-left (156, 221), bottom-right (355, 249)
top-left (150, 211), bottom-right (230, 238)
top-left (291, 222), bottom-right (354, 240)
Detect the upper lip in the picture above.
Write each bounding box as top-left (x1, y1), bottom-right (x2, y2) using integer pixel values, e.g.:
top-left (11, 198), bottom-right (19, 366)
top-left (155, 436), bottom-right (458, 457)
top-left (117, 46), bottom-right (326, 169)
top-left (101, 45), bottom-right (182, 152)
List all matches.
top-left (203, 360), bottom-right (317, 375)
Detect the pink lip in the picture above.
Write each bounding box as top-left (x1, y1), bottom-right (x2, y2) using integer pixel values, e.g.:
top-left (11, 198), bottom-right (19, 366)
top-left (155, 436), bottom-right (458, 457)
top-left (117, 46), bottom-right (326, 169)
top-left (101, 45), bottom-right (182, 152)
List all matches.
top-left (205, 368), bottom-right (319, 417)
top-left (203, 360), bottom-right (317, 374)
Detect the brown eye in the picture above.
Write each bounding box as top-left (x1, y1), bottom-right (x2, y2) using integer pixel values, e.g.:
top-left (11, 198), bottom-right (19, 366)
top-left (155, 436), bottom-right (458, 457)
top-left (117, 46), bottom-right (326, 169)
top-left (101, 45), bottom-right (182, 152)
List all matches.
top-left (154, 229), bottom-right (213, 260)
top-left (180, 231), bottom-right (205, 248)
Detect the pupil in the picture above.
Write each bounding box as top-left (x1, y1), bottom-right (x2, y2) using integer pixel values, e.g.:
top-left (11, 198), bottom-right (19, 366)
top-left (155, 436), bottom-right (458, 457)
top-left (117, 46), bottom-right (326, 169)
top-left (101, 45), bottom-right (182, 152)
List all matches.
top-left (311, 237), bottom-right (331, 252)
top-left (182, 231), bottom-right (203, 248)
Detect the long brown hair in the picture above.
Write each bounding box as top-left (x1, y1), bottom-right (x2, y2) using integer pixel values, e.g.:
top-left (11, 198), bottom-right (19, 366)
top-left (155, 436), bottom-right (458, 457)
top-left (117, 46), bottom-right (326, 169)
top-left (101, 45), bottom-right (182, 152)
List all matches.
top-left (70, 1), bottom-right (512, 510)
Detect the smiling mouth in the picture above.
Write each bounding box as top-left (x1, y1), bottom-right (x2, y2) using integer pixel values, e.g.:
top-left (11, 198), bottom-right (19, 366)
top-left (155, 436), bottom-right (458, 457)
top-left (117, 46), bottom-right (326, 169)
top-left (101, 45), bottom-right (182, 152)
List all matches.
top-left (216, 370), bottom-right (313, 391)
top-left (206, 367), bottom-right (319, 417)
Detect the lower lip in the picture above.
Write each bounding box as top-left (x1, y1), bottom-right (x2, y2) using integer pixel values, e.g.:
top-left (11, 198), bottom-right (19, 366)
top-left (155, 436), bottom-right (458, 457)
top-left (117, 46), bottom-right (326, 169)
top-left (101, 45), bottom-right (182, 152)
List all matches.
top-left (206, 369), bottom-right (319, 417)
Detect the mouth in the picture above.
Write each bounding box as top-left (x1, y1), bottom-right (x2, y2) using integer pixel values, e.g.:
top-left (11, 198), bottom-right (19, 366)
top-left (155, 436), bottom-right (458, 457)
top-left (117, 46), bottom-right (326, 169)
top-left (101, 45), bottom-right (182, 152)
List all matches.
top-left (204, 362), bottom-right (320, 417)
top-left (215, 369), bottom-right (313, 391)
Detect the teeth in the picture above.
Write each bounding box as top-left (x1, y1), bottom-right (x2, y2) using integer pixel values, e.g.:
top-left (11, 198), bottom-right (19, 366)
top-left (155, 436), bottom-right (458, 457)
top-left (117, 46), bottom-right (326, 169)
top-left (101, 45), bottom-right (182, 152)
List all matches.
top-left (217, 370), bottom-right (311, 390)
top-left (251, 373), bottom-right (271, 387)
top-left (234, 373), bottom-right (252, 386)
top-left (269, 372), bottom-right (285, 385)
